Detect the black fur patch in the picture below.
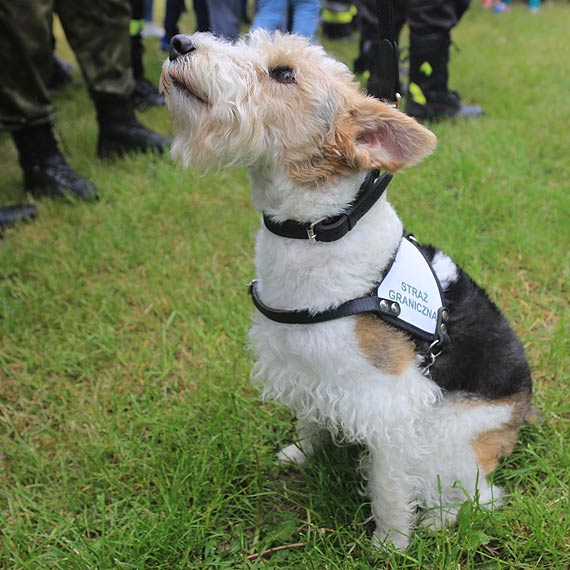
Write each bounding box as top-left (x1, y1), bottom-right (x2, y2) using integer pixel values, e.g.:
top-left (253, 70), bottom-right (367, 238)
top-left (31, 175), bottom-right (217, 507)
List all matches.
top-left (415, 243), bottom-right (532, 400)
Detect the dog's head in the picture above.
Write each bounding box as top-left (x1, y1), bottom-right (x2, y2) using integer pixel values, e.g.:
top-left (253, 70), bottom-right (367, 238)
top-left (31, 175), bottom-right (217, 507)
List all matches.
top-left (161, 31), bottom-right (436, 186)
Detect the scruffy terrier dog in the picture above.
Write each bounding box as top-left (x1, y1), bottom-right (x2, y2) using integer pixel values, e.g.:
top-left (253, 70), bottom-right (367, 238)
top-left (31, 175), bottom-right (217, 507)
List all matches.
top-left (161, 31), bottom-right (533, 549)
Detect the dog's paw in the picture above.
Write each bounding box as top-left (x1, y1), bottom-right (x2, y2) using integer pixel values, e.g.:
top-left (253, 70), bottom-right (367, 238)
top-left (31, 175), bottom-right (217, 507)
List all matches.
top-left (277, 443), bottom-right (308, 466)
top-left (372, 528), bottom-right (410, 551)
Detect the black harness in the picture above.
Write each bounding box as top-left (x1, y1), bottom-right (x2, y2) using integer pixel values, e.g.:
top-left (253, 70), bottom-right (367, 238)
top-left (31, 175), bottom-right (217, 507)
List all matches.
top-left (249, 171), bottom-right (450, 370)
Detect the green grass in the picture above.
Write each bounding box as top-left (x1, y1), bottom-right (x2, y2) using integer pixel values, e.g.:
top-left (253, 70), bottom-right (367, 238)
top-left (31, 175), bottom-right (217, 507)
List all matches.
top-left (1, 4), bottom-right (569, 568)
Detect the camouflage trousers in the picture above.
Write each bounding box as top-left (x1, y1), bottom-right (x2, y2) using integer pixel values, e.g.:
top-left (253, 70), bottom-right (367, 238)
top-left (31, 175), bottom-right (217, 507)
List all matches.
top-left (0, 0), bottom-right (134, 131)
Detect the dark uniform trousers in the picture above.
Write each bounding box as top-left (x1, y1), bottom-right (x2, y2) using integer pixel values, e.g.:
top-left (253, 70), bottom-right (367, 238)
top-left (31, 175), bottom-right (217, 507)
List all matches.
top-left (357, 0), bottom-right (470, 42)
top-left (392, 0), bottom-right (470, 35)
top-left (0, 0), bottom-right (134, 132)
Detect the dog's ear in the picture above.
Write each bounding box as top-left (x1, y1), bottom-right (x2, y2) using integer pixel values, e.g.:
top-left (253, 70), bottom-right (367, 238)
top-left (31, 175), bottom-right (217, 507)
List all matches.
top-left (347, 96), bottom-right (437, 172)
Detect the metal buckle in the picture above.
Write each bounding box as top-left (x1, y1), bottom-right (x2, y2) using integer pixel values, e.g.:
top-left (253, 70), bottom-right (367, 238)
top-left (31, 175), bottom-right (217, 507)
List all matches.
top-left (306, 217), bottom-right (326, 242)
top-left (428, 339), bottom-right (444, 360)
top-left (421, 339), bottom-right (443, 373)
top-left (383, 93), bottom-right (402, 110)
top-left (394, 93), bottom-right (401, 109)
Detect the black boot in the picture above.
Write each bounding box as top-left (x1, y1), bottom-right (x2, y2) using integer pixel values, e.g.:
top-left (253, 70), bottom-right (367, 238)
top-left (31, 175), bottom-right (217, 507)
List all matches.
top-left (405, 32), bottom-right (483, 121)
top-left (0, 204), bottom-right (37, 233)
top-left (132, 78), bottom-right (165, 109)
top-left (48, 54), bottom-right (75, 91)
top-left (11, 125), bottom-right (99, 201)
top-left (131, 33), bottom-right (165, 109)
top-left (95, 96), bottom-right (171, 159)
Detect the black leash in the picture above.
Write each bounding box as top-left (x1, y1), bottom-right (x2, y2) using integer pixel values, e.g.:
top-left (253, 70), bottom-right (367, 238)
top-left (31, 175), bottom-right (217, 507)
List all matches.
top-left (262, 170), bottom-right (392, 242)
top-left (373, 0), bottom-right (401, 106)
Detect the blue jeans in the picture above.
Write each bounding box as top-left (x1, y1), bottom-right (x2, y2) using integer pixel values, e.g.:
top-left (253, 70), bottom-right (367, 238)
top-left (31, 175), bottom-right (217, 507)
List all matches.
top-left (252, 0), bottom-right (321, 40)
top-left (143, 0), bottom-right (153, 22)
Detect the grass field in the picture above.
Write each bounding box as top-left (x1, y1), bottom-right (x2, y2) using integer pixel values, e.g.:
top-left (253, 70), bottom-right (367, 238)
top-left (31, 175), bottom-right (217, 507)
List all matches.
top-left (1, 3), bottom-right (569, 568)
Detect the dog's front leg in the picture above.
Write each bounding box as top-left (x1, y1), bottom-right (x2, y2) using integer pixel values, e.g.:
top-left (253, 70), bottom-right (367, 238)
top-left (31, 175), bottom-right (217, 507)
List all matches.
top-left (277, 418), bottom-right (327, 467)
top-left (367, 443), bottom-right (417, 550)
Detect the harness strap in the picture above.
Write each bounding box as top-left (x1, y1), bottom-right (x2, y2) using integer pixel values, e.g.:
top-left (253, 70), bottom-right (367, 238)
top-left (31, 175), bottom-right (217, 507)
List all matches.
top-left (262, 171), bottom-right (392, 242)
top-left (249, 280), bottom-right (401, 325)
top-left (248, 234), bottom-right (452, 369)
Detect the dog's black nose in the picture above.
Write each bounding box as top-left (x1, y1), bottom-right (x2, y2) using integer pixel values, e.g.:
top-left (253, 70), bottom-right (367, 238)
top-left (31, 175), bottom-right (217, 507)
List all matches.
top-left (169, 35), bottom-right (196, 61)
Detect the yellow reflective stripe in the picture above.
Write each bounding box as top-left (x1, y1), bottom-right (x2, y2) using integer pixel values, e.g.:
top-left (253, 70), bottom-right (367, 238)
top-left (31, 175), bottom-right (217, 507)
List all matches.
top-left (419, 61), bottom-right (433, 77)
top-left (130, 19), bottom-right (145, 36)
top-left (321, 8), bottom-right (355, 24)
top-left (409, 82), bottom-right (427, 105)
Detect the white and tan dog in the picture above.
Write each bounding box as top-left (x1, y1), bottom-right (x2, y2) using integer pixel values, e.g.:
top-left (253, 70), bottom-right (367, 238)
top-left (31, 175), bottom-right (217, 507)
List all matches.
top-left (161, 31), bottom-right (533, 549)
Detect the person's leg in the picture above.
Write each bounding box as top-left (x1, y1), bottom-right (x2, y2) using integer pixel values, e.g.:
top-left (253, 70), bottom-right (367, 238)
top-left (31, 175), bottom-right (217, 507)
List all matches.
top-left (321, 0), bottom-right (357, 40)
top-left (0, 205), bottom-right (37, 232)
top-left (55, 0), bottom-right (133, 100)
top-left (240, 0), bottom-right (251, 24)
top-left (0, 0), bottom-right (98, 200)
top-left (143, 0), bottom-right (153, 21)
top-left (130, 0), bottom-right (165, 108)
top-left (405, 0), bottom-right (483, 119)
top-left (163, 0), bottom-right (187, 45)
top-left (0, 0), bottom-right (54, 131)
top-left (193, 0), bottom-right (209, 32)
top-left (56, 0), bottom-right (170, 157)
top-left (291, 0), bottom-right (321, 40)
top-left (131, 0), bottom-right (145, 81)
top-left (142, 0), bottom-right (164, 37)
top-left (206, 0), bottom-right (241, 38)
top-left (251, 0), bottom-right (288, 34)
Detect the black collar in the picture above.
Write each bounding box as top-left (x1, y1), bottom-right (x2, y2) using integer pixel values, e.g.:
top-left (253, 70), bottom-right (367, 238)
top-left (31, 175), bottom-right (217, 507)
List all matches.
top-left (262, 171), bottom-right (393, 242)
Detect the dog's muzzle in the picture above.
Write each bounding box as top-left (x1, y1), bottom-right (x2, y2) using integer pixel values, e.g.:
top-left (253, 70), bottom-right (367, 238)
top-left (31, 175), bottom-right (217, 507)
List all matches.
top-left (169, 34), bottom-right (196, 62)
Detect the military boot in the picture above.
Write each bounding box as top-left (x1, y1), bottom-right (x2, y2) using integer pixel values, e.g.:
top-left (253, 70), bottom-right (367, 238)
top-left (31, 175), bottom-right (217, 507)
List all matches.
top-left (48, 54), bottom-right (75, 91)
top-left (0, 204), bottom-right (37, 232)
top-left (132, 78), bottom-right (165, 109)
top-left (131, 32), bottom-right (165, 109)
top-left (95, 96), bottom-right (171, 159)
top-left (405, 32), bottom-right (483, 121)
top-left (11, 125), bottom-right (99, 201)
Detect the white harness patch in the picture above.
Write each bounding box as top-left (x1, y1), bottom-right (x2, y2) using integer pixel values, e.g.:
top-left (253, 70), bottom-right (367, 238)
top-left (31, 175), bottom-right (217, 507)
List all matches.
top-left (377, 236), bottom-right (445, 340)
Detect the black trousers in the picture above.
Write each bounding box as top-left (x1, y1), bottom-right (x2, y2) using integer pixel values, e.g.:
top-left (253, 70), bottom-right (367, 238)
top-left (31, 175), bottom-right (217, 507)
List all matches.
top-left (357, 0), bottom-right (470, 40)
top-left (393, 0), bottom-right (470, 35)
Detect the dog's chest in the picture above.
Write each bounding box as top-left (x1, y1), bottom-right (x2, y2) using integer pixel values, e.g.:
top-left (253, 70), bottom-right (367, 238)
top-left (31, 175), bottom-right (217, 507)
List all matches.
top-left (249, 311), bottom-right (442, 443)
top-left (248, 201), bottom-right (446, 436)
top-left (249, 313), bottom-right (390, 419)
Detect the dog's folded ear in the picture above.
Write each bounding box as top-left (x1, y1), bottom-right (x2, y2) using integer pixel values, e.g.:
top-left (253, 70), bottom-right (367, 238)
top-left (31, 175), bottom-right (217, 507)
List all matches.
top-left (348, 95), bottom-right (437, 172)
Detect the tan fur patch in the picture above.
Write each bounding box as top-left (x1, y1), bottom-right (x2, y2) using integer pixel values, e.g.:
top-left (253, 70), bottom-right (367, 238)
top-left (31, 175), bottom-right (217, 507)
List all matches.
top-left (471, 394), bottom-right (533, 475)
top-left (355, 314), bottom-right (416, 375)
top-left (285, 93), bottom-right (437, 188)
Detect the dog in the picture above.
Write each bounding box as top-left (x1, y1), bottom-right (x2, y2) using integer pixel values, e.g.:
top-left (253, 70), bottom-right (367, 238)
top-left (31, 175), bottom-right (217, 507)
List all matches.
top-left (161, 30), bottom-right (533, 549)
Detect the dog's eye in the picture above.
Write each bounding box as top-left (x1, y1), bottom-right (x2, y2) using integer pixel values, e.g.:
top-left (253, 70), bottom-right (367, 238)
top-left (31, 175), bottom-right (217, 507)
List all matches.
top-left (269, 66), bottom-right (296, 84)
